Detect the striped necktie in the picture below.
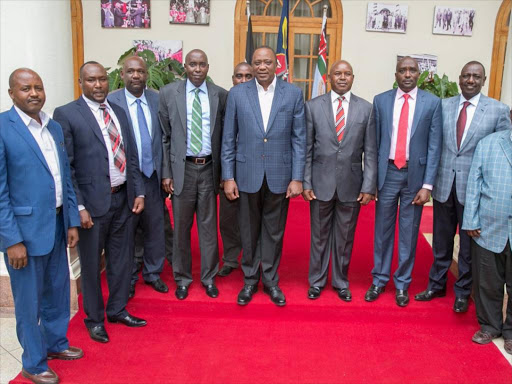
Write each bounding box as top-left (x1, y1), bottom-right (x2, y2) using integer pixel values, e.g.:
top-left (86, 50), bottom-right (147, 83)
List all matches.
top-left (335, 96), bottom-right (346, 142)
top-left (99, 104), bottom-right (126, 172)
top-left (190, 88), bottom-right (203, 155)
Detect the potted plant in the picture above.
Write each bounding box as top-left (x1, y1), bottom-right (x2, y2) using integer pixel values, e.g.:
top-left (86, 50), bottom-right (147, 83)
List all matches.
top-left (393, 70), bottom-right (459, 99)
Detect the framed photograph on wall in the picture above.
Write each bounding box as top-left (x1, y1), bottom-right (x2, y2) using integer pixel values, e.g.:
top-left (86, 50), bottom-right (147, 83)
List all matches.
top-left (133, 40), bottom-right (183, 63)
top-left (169, 0), bottom-right (210, 25)
top-left (397, 54), bottom-right (438, 77)
top-left (366, 2), bottom-right (408, 34)
top-left (101, 0), bottom-right (151, 29)
top-left (433, 6), bottom-right (475, 36)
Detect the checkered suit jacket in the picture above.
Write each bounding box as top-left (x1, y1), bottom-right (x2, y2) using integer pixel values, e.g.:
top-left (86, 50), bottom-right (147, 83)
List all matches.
top-left (432, 94), bottom-right (511, 204)
top-left (462, 129), bottom-right (512, 253)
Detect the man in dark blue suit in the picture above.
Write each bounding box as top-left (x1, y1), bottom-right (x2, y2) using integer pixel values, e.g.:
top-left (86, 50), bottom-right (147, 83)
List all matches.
top-left (365, 57), bottom-right (442, 307)
top-left (222, 47), bottom-right (306, 306)
top-left (108, 56), bottom-right (170, 298)
top-left (54, 62), bottom-right (147, 344)
top-left (0, 68), bottom-right (82, 384)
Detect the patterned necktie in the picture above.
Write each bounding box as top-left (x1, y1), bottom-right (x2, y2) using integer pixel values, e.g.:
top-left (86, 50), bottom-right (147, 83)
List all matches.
top-left (136, 99), bottom-right (154, 178)
top-left (335, 96), bottom-right (346, 142)
top-left (394, 94), bottom-right (410, 169)
top-left (190, 88), bottom-right (203, 155)
top-left (456, 101), bottom-right (471, 150)
top-left (100, 104), bottom-right (126, 172)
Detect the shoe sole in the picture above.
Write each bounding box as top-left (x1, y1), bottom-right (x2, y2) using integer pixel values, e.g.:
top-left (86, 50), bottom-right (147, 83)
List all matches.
top-left (308, 295), bottom-right (320, 300)
top-left (107, 319), bottom-right (147, 327)
top-left (90, 336), bottom-right (109, 343)
top-left (47, 353), bottom-right (84, 360)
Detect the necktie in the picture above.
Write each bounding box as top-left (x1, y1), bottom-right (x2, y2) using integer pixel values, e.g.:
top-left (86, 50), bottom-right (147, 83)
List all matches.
top-left (335, 96), bottom-right (346, 142)
top-left (394, 94), bottom-right (410, 169)
top-left (190, 88), bottom-right (203, 155)
top-left (99, 104), bottom-right (126, 173)
top-left (456, 101), bottom-right (471, 150)
top-left (136, 99), bottom-right (154, 178)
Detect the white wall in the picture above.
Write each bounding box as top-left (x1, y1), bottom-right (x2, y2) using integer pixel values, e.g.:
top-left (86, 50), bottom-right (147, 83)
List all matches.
top-left (83, 0), bottom-right (502, 101)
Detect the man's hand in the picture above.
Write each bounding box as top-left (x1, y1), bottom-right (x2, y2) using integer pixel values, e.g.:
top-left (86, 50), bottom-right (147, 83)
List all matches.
top-left (412, 188), bottom-right (431, 205)
top-left (286, 181), bottom-right (303, 199)
top-left (67, 228), bottom-right (79, 248)
top-left (132, 197), bottom-right (144, 214)
top-left (162, 178), bottom-right (174, 195)
top-left (302, 189), bottom-right (316, 201)
top-left (224, 180), bottom-right (239, 201)
top-left (467, 229), bottom-right (481, 238)
top-left (80, 209), bottom-right (94, 229)
top-left (7, 243), bottom-right (27, 269)
top-left (357, 193), bottom-right (375, 206)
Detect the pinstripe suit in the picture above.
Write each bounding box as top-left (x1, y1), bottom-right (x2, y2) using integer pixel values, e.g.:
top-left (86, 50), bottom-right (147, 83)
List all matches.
top-left (428, 94), bottom-right (511, 297)
top-left (462, 129), bottom-right (512, 339)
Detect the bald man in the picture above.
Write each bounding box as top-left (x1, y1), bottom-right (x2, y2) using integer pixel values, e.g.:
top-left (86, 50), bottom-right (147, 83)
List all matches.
top-left (1, 69), bottom-right (82, 384)
top-left (218, 62), bottom-right (254, 277)
top-left (303, 61), bottom-right (377, 301)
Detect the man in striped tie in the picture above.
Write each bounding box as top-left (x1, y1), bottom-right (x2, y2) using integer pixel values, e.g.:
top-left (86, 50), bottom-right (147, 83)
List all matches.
top-left (159, 50), bottom-right (228, 300)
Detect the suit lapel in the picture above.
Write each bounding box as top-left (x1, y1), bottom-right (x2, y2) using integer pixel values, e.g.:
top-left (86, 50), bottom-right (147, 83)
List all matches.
top-left (321, 92), bottom-right (336, 141)
top-left (410, 90), bottom-right (425, 138)
top-left (76, 97), bottom-right (108, 148)
top-left (246, 80), bottom-right (265, 134)
top-left (47, 120), bottom-right (65, 174)
top-left (342, 94), bottom-right (359, 142)
top-left (447, 97), bottom-right (459, 151)
top-left (386, 89), bottom-right (397, 137)
top-left (176, 81), bottom-right (188, 134)
top-left (146, 91), bottom-right (159, 138)
top-left (8, 108), bottom-right (51, 174)
top-left (460, 95), bottom-right (488, 152)
top-left (207, 83), bottom-right (218, 136)
top-left (266, 79), bottom-right (284, 133)
top-left (500, 133), bottom-right (512, 168)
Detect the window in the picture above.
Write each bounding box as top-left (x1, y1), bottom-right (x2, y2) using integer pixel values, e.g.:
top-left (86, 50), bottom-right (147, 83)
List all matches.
top-left (234, 0), bottom-right (343, 99)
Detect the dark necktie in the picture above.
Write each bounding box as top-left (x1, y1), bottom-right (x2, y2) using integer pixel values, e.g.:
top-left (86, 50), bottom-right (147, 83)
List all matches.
top-left (456, 101), bottom-right (471, 150)
top-left (136, 99), bottom-right (154, 177)
top-left (99, 104), bottom-right (126, 172)
top-left (335, 96), bottom-right (346, 142)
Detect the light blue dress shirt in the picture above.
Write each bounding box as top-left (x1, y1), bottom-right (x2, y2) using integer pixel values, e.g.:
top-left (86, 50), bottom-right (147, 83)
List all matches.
top-left (186, 79), bottom-right (211, 157)
top-left (125, 88), bottom-right (152, 170)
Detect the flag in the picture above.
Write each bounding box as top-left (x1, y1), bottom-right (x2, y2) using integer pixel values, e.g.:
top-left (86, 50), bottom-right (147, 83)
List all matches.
top-left (311, 10), bottom-right (328, 98)
top-left (275, 0), bottom-right (289, 81)
top-left (245, 5), bottom-right (254, 64)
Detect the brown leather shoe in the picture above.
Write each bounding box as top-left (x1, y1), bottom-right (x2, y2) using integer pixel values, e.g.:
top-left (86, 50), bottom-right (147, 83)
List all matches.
top-left (47, 346), bottom-right (83, 360)
top-left (22, 367), bottom-right (59, 384)
top-left (504, 339), bottom-right (512, 355)
top-left (471, 330), bottom-right (499, 345)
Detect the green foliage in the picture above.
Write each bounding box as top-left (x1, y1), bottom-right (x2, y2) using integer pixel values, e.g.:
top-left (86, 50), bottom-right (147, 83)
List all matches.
top-left (393, 70), bottom-right (459, 99)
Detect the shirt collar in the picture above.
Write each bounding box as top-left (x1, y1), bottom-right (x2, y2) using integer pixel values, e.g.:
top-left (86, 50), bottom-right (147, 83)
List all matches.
top-left (255, 76), bottom-right (277, 94)
top-left (396, 86), bottom-right (418, 100)
top-left (186, 79), bottom-right (208, 95)
top-left (125, 88), bottom-right (148, 106)
top-left (14, 105), bottom-right (50, 128)
top-left (82, 95), bottom-right (112, 112)
top-left (331, 90), bottom-right (351, 104)
top-left (460, 93), bottom-right (481, 107)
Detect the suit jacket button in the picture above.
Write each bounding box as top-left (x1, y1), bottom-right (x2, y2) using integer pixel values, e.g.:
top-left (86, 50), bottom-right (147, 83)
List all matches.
top-left (264, 138), bottom-right (267, 142)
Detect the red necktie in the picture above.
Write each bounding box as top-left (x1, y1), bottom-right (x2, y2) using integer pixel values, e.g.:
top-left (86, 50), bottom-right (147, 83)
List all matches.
top-left (100, 104), bottom-right (126, 172)
top-left (394, 94), bottom-right (410, 169)
top-left (456, 101), bottom-right (471, 150)
top-left (335, 96), bottom-right (346, 142)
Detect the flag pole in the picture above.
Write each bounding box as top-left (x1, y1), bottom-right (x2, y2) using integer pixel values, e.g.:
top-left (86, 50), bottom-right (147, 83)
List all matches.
top-left (245, 0), bottom-right (254, 64)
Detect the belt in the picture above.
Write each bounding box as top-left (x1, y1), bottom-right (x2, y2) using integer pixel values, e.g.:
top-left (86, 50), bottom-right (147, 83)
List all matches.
top-left (186, 155), bottom-right (212, 165)
top-left (56, 206), bottom-right (62, 215)
top-left (389, 159), bottom-right (408, 168)
top-left (111, 183), bottom-right (126, 194)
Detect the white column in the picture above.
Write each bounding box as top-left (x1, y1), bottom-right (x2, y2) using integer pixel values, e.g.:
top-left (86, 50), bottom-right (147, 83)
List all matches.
top-left (0, 0), bottom-right (75, 276)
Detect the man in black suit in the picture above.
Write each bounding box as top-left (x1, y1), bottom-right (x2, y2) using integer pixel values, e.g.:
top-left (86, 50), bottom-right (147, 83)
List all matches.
top-left (159, 50), bottom-right (228, 300)
top-left (54, 61), bottom-right (147, 344)
top-left (108, 56), bottom-right (169, 299)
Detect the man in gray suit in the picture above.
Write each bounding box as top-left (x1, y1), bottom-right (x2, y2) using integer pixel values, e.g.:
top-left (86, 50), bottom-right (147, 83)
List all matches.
top-left (108, 56), bottom-right (170, 299)
top-left (159, 49), bottom-right (228, 300)
top-left (415, 61), bottom-right (511, 312)
top-left (222, 46), bottom-right (306, 306)
top-left (303, 60), bottom-right (377, 301)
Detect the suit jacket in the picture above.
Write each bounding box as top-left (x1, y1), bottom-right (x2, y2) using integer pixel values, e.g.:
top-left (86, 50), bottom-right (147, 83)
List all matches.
top-left (159, 80), bottom-right (228, 196)
top-left (0, 107), bottom-right (80, 255)
top-left (53, 96), bottom-right (144, 217)
top-left (303, 92), bottom-right (377, 202)
top-left (462, 129), bottom-right (512, 253)
top-left (108, 88), bottom-right (163, 186)
top-left (372, 88), bottom-right (442, 192)
top-left (221, 78), bottom-right (306, 194)
top-left (432, 94), bottom-right (511, 204)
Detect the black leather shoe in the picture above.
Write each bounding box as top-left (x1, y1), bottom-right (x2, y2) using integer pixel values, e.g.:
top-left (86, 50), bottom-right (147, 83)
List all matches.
top-left (414, 288), bottom-right (446, 301)
top-left (145, 278), bottom-right (169, 293)
top-left (217, 265), bottom-right (236, 277)
top-left (307, 286), bottom-right (322, 300)
top-left (88, 325), bottom-right (109, 343)
top-left (175, 285), bottom-right (188, 300)
top-left (365, 284), bottom-right (385, 302)
top-left (128, 284), bottom-right (135, 299)
top-left (203, 283), bottom-right (219, 298)
top-left (237, 284), bottom-right (257, 305)
top-left (336, 288), bottom-right (352, 302)
top-left (263, 285), bottom-right (286, 306)
top-left (396, 289), bottom-right (409, 307)
top-left (107, 313), bottom-right (147, 327)
top-left (453, 297), bottom-right (469, 313)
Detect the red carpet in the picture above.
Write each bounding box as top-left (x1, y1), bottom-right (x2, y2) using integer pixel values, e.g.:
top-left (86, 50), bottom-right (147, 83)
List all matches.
top-left (11, 200), bottom-right (511, 384)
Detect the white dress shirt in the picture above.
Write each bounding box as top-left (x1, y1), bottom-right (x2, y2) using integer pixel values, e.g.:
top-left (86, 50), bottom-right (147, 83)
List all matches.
top-left (14, 106), bottom-right (63, 208)
top-left (331, 90), bottom-right (351, 126)
top-left (457, 93), bottom-right (481, 146)
top-left (125, 88), bottom-right (152, 170)
top-left (390, 87), bottom-right (418, 161)
top-left (185, 79), bottom-right (211, 157)
top-left (255, 76), bottom-right (277, 132)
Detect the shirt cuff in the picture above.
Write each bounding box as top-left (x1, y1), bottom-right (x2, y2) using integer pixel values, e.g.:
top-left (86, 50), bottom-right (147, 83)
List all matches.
top-left (137, 195), bottom-right (145, 198)
top-left (78, 205), bottom-right (85, 211)
top-left (422, 184), bottom-right (433, 191)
